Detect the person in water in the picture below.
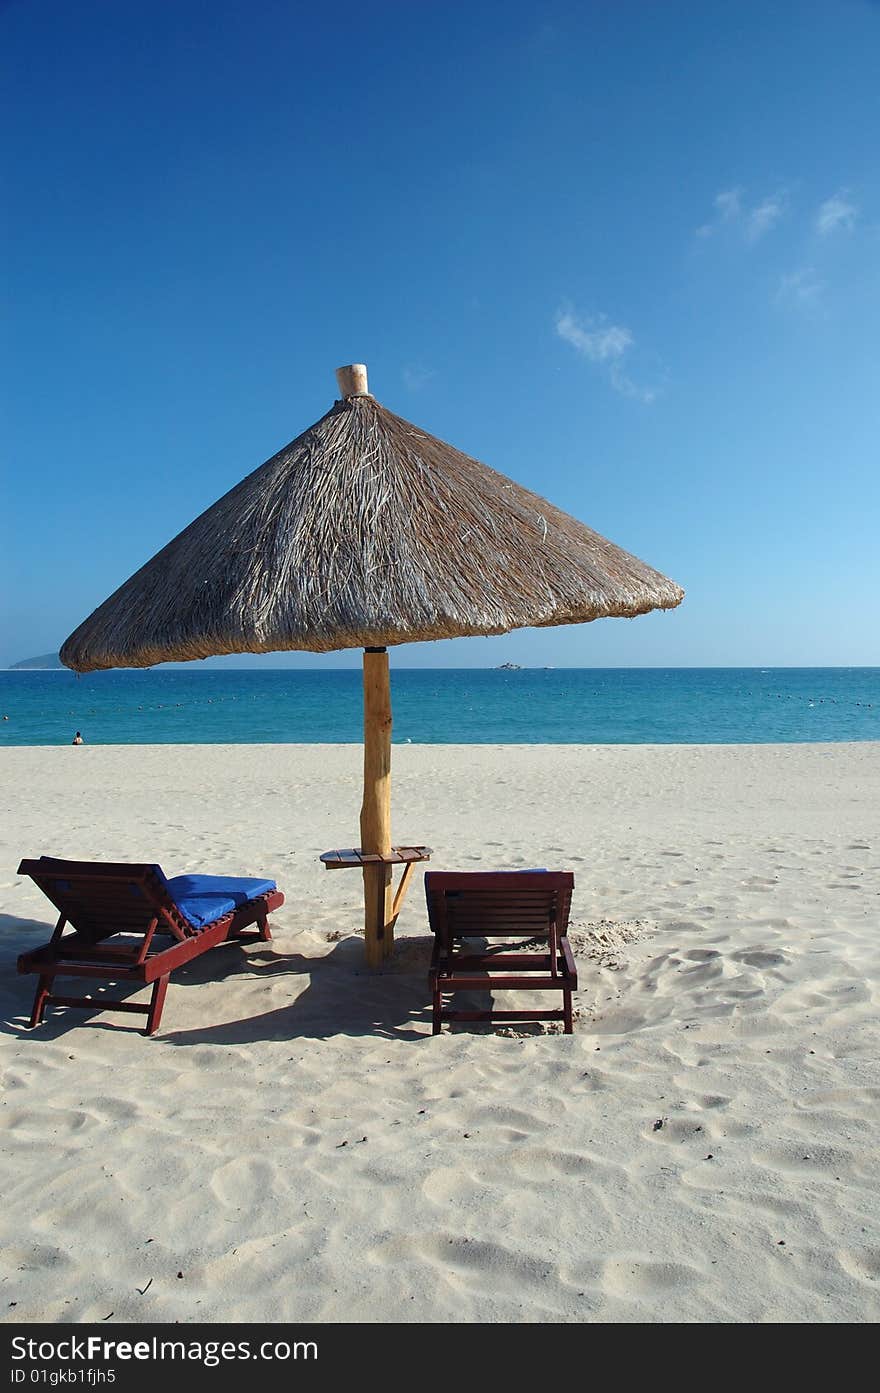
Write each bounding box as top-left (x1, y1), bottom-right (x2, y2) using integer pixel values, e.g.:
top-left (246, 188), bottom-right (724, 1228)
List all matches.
top-left (72, 731), bottom-right (84, 745)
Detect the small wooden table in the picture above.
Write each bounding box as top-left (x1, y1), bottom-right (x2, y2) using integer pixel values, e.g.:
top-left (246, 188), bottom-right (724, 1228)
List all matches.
top-left (320, 846), bottom-right (432, 961)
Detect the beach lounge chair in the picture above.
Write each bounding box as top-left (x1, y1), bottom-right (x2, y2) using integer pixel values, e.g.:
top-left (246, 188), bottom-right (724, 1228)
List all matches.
top-left (424, 870), bottom-right (577, 1035)
top-left (16, 858), bottom-right (284, 1036)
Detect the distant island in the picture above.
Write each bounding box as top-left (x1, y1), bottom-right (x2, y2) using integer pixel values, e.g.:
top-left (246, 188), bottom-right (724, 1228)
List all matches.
top-left (494, 662), bottom-right (523, 671)
top-left (8, 653), bottom-right (64, 670)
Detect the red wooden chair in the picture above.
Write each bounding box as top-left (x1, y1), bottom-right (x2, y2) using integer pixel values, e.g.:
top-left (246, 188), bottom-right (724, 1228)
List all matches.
top-left (424, 870), bottom-right (577, 1035)
top-left (16, 859), bottom-right (284, 1036)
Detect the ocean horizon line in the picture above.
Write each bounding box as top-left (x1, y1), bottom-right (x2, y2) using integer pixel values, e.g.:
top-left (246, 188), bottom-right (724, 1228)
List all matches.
top-left (4, 663), bottom-right (879, 673)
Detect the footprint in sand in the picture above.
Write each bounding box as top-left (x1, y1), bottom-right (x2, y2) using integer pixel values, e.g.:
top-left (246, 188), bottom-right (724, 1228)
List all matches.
top-left (469, 1103), bottom-right (540, 1133)
top-left (603, 1257), bottom-right (701, 1298)
top-left (422, 1167), bottom-right (489, 1206)
top-left (506, 1144), bottom-right (619, 1181)
top-left (836, 1247), bottom-right (880, 1284)
top-left (211, 1156), bottom-right (276, 1207)
top-left (566, 1256), bottom-right (700, 1299)
top-left (5, 1243), bottom-right (72, 1273)
top-left (746, 1190), bottom-right (816, 1220)
top-left (730, 949), bottom-right (788, 968)
top-left (751, 1141), bottom-right (855, 1176)
top-left (369, 1232), bottom-right (558, 1294)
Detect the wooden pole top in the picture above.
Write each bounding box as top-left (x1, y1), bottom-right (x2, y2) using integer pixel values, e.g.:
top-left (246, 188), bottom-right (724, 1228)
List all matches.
top-left (335, 363), bottom-right (370, 398)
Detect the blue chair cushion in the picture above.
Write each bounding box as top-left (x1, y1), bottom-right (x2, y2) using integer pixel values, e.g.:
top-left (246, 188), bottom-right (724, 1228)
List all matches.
top-left (166, 875), bottom-right (277, 929)
top-left (36, 859), bottom-right (275, 928)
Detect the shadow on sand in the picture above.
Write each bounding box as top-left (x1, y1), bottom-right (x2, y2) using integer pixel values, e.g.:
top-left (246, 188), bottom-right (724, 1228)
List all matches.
top-left (1, 916), bottom-right (532, 1043)
top-left (163, 935), bottom-right (437, 1044)
top-left (0, 916), bottom-right (444, 1042)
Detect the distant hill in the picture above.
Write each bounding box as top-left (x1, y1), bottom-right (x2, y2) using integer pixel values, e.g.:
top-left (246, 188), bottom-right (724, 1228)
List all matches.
top-left (8, 653), bottom-right (64, 670)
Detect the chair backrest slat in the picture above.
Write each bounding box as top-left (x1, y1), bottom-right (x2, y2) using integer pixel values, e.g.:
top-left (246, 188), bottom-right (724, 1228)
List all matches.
top-left (17, 859), bottom-right (191, 944)
top-left (425, 871), bottom-right (573, 943)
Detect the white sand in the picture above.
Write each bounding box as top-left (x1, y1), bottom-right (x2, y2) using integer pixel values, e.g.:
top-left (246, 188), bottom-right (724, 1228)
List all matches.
top-left (1, 742), bottom-right (878, 1324)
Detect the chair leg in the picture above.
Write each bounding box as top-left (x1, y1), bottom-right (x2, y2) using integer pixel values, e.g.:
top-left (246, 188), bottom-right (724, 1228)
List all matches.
top-left (30, 974), bottom-right (53, 1028)
top-left (257, 914), bottom-right (272, 942)
top-left (432, 982), bottom-right (442, 1035)
top-left (145, 974), bottom-right (170, 1036)
top-left (563, 986), bottom-right (573, 1035)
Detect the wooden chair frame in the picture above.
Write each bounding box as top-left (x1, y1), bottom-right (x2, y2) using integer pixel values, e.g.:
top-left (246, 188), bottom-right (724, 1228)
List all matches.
top-left (16, 859), bottom-right (284, 1036)
top-left (425, 870), bottom-right (578, 1035)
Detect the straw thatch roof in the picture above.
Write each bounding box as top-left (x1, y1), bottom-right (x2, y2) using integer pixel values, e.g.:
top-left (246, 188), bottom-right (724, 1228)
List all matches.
top-left (60, 381), bottom-right (683, 672)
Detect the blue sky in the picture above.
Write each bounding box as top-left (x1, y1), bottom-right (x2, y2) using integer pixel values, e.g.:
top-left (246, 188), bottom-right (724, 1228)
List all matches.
top-left (2, 0), bottom-right (878, 669)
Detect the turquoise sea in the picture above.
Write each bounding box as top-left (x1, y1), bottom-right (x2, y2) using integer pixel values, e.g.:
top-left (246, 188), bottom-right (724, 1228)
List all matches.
top-left (1, 668), bottom-right (878, 746)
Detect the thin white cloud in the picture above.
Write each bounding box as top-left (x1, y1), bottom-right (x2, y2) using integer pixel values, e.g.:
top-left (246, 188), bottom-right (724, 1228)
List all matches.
top-left (696, 188), bottom-right (741, 237)
top-left (746, 194), bottom-right (786, 242)
top-left (402, 364), bottom-right (436, 392)
top-left (555, 310), bottom-right (632, 362)
top-left (697, 186), bottom-right (787, 242)
top-left (555, 308), bottom-right (657, 404)
top-left (715, 188), bottom-right (742, 219)
top-left (776, 266), bottom-right (823, 306)
top-left (609, 363), bottom-right (659, 405)
top-left (816, 191), bottom-right (858, 236)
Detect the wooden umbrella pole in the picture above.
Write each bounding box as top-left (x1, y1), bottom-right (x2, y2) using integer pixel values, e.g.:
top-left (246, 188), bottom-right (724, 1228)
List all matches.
top-left (360, 647), bottom-right (393, 965)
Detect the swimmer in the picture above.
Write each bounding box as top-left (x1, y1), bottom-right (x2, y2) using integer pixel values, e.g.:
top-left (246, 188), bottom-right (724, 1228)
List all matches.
top-left (72, 731), bottom-right (84, 745)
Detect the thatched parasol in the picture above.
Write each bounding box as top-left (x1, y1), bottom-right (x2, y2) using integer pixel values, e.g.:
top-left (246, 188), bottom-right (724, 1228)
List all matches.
top-left (61, 364), bottom-right (684, 962)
